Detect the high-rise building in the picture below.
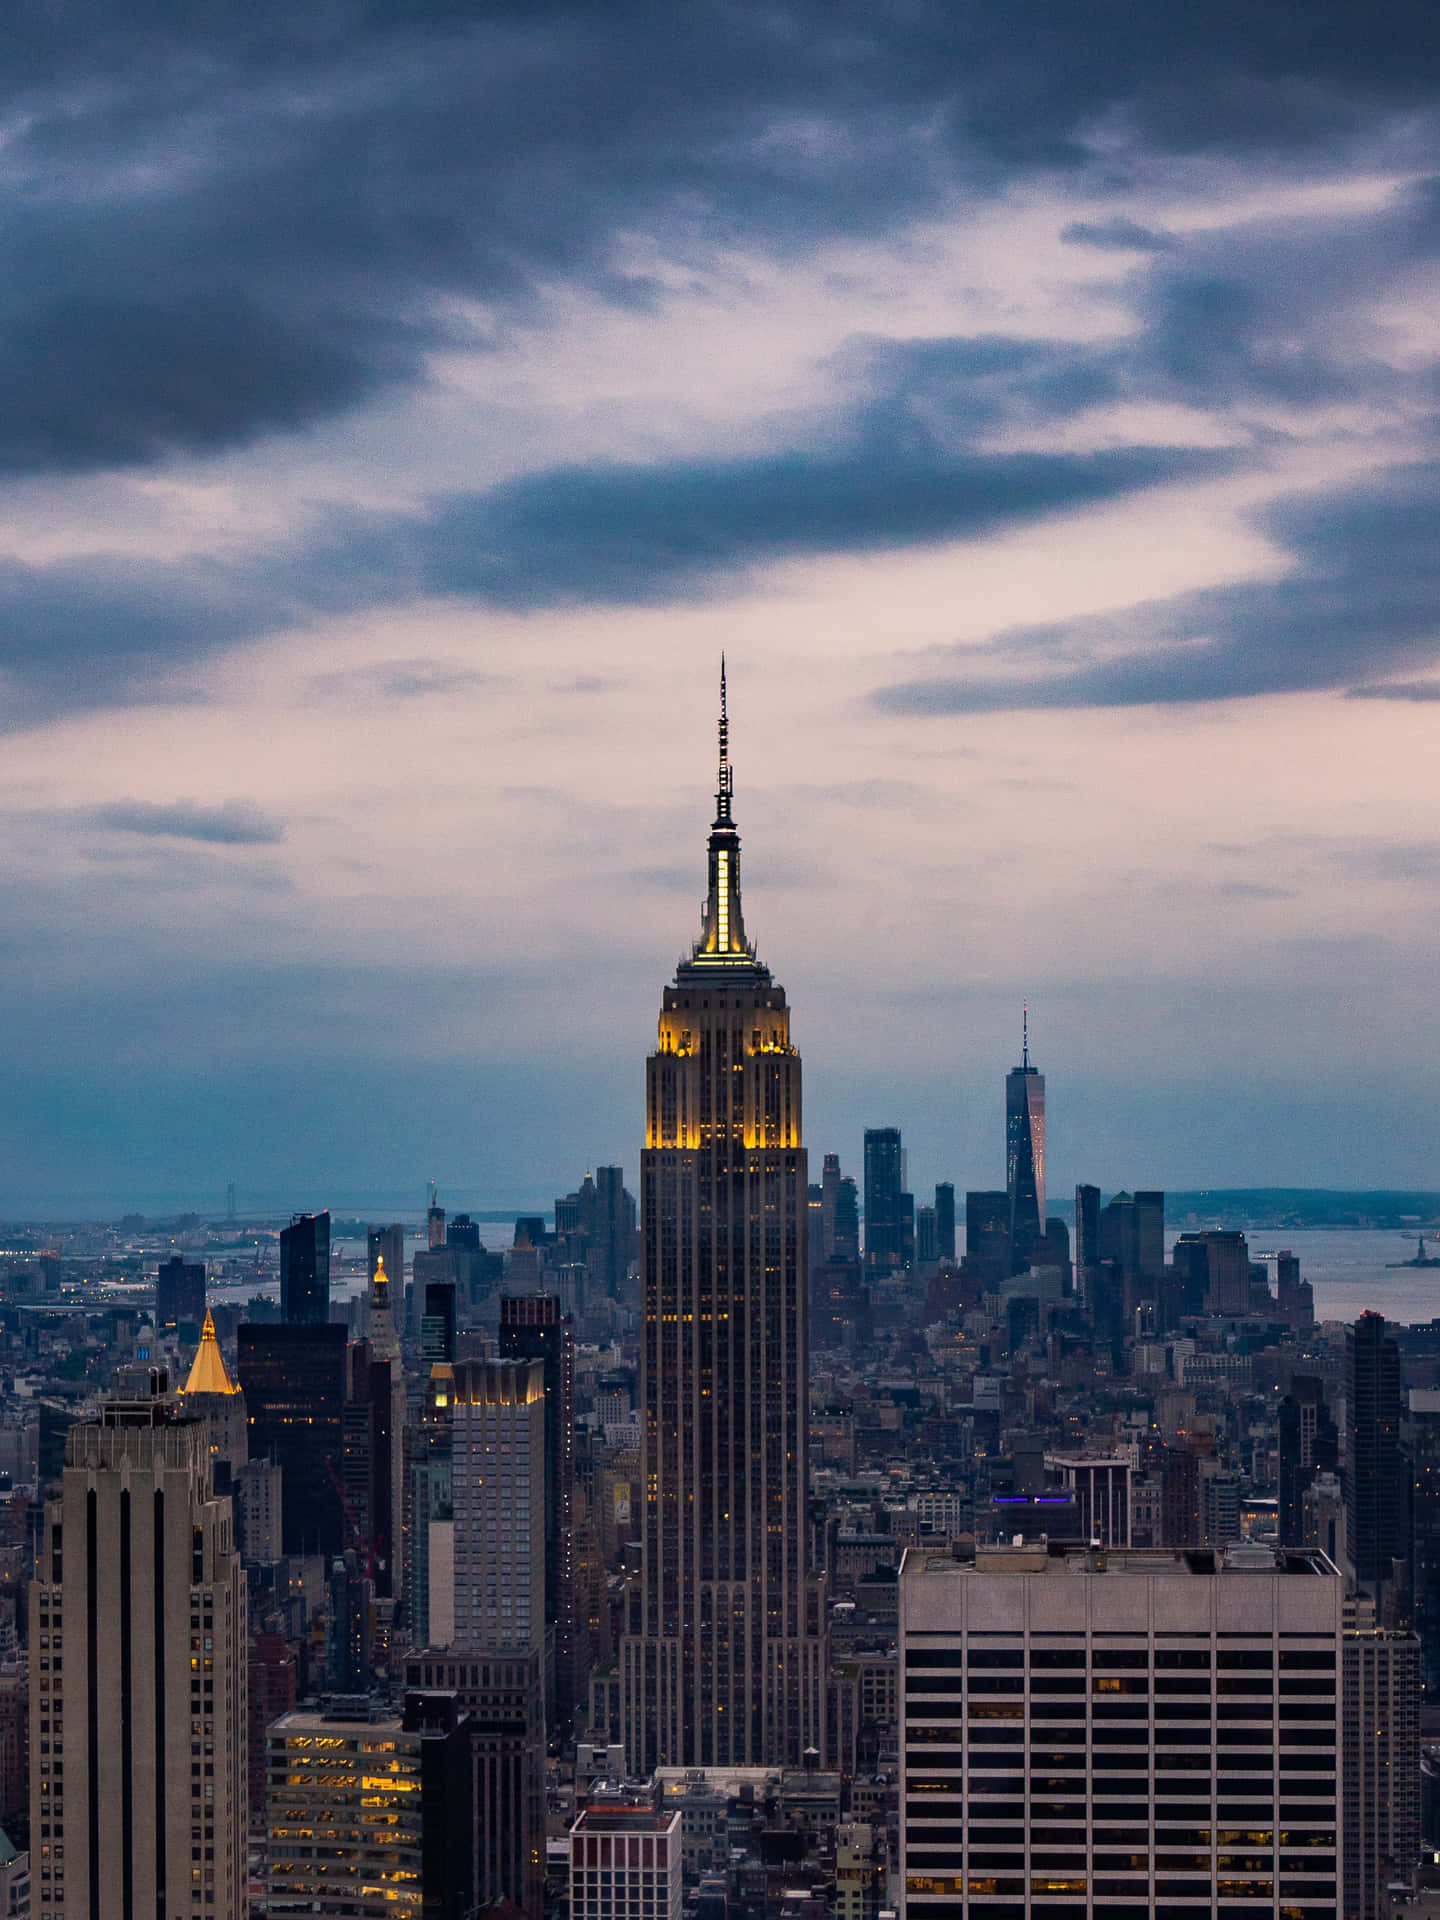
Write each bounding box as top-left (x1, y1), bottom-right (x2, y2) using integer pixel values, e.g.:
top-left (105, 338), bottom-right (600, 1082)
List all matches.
top-left (964, 1191), bottom-right (1010, 1291)
top-left (236, 1322), bottom-right (348, 1557)
top-left (916, 1206), bottom-right (938, 1267)
top-left (30, 1391), bottom-right (247, 1920)
top-left (898, 1538), bottom-right (1343, 1920)
top-left (821, 1155), bottom-right (843, 1261)
top-left (279, 1211), bottom-right (330, 1324)
top-left (1347, 1311), bottom-right (1407, 1592)
top-left (834, 1174), bottom-right (860, 1263)
top-left (1172, 1227), bottom-right (1252, 1317)
top-left (407, 1366), bottom-right (455, 1650)
top-left (499, 1297), bottom-right (581, 1729)
top-left (1005, 1012), bottom-right (1045, 1273)
top-left (398, 1652), bottom-right (544, 1919)
top-left (1343, 1609), bottom-right (1420, 1919)
top-left (326, 1548), bottom-right (372, 1691)
top-left (178, 1310), bottom-right (247, 1487)
top-left (934, 1183), bottom-right (956, 1264)
top-left (247, 1631), bottom-right (296, 1831)
top-left (864, 1129), bottom-right (904, 1271)
top-left (1278, 1376), bottom-right (1339, 1549)
top-left (1072, 1184), bottom-right (1100, 1307)
top-left (621, 670), bottom-right (822, 1771)
top-left (363, 1253), bottom-right (406, 1601)
top-left (154, 1255), bottom-right (206, 1333)
top-left (265, 1704), bottom-right (423, 1920)
top-left (420, 1283), bottom-right (457, 1364)
top-left (451, 1360), bottom-right (546, 1659)
top-left (1408, 1388), bottom-right (1440, 1702)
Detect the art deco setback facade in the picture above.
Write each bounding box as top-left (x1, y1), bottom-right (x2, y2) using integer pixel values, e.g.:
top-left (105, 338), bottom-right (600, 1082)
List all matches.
top-left (899, 1542), bottom-right (1343, 1920)
top-left (30, 1397), bottom-right (246, 1920)
top-left (622, 676), bottom-right (824, 1771)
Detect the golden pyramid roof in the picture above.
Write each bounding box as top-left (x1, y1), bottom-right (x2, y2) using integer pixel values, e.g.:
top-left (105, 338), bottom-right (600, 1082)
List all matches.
top-left (181, 1310), bottom-right (239, 1396)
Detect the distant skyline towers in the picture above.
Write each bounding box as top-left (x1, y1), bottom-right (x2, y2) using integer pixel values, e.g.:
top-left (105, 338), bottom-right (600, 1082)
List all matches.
top-left (933, 1182), bottom-right (956, 1263)
top-left (1347, 1310), bottom-right (1407, 1591)
top-left (964, 1189), bottom-right (1010, 1290)
top-left (1073, 1182), bottom-right (1100, 1303)
top-left (621, 667), bottom-right (822, 1772)
top-left (155, 1252), bottom-right (206, 1331)
top-left (1005, 1008), bottom-right (1044, 1271)
top-left (279, 1209), bottom-right (330, 1323)
top-left (863, 1127), bottom-right (903, 1270)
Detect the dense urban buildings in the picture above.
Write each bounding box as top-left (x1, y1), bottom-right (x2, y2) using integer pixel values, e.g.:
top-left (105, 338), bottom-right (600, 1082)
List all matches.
top-left (6, 679), bottom-right (1440, 1920)
top-left (621, 677), bottom-right (824, 1771)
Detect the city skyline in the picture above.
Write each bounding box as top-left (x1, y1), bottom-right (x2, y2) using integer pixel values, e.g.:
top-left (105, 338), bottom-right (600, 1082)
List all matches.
top-left (4, 5), bottom-right (1440, 1211)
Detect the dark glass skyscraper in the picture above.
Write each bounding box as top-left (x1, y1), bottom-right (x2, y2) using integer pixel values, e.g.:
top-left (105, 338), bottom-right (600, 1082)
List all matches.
top-left (155, 1252), bottom-right (206, 1330)
top-left (1347, 1310), bottom-right (1407, 1589)
top-left (237, 1320), bottom-right (348, 1556)
top-left (621, 670), bottom-right (822, 1771)
top-left (1005, 1012), bottom-right (1044, 1272)
top-left (934, 1182), bottom-right (956, 1263)
top-left (280, 1209), bottom-right (331, 1323)
top-left (863, 1127), bottom-right (903, 1270)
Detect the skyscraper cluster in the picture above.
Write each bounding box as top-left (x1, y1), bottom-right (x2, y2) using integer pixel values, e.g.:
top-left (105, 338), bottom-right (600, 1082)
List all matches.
top-left (8, 668), bottom-right (1435, 1920)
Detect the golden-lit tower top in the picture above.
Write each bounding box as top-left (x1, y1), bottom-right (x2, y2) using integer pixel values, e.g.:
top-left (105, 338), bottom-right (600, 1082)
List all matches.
top-left (688, 656), bottom-right (759, 971)
top-left (180, 1309), bottom-right (239, 1396)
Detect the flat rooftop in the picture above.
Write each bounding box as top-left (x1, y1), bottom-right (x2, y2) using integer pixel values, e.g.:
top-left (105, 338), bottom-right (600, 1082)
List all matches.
top-left (908, 1542), bottom-right (1338, 1578)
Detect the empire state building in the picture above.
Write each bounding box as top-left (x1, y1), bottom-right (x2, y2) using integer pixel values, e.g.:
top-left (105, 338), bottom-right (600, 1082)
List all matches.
top-left (621, 671), bottom-right (824, 1771)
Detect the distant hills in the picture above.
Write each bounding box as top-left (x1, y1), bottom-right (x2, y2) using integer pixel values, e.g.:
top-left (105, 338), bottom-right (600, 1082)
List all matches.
top-left (1159, 1190), bottom-right (1440, 1231)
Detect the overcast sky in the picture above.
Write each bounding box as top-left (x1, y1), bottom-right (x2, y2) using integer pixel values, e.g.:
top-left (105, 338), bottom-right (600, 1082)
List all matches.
top-left (3, 0), bottom-right (1440, 1217)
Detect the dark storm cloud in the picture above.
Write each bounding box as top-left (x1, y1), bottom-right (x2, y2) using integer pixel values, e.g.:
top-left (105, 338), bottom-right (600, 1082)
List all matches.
top-left (1062, 218), bottom-right (1177, 251)
top-left (0, 337), bottom-right (1229, 724)
top-left (80, 798), bottom-right (285, 844)
top-left (874, 462), bottom-right (1440, 713)
top-left (1346, 679), bottom-right (1440, 700)
top-left (3, 0), bottom-right (1440, 473)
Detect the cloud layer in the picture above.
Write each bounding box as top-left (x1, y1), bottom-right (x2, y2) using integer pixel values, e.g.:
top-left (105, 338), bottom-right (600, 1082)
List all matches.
top-left (3, 0), bottom-right (1440, 1209)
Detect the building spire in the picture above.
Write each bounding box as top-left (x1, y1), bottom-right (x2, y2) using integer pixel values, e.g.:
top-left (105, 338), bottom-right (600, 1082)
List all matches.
top-left (687, 660), bottom-right (756, 969)
top-left (181, 1310), bottom-right (238, 1396)
top-left (715, 653), bottom-right (732, 825)
top-left (1023, 1000), bottom-right (1029, 1069)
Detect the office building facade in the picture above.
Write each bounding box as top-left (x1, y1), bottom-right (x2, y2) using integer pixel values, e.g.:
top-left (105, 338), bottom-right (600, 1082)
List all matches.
top-left (899, 1539), bottom-right (1343, 1920)
top-left (30, 1395), bottom-right (247, 1920)
top-left (570, 1792), bottom-right (683, 1920)
top-left (621, 674), bottom-right (823, 1771)
top-left (451, 1360), bottom-right (547, 1659)
top-left (499, 1296), bottom-right (581, 1727)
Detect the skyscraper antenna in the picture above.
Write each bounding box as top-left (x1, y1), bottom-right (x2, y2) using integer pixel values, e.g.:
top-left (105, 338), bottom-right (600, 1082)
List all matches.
top-left (1023, 1001), bottom-right (1029, 1069)
top-left (716, 654), bottom-right (732, 822)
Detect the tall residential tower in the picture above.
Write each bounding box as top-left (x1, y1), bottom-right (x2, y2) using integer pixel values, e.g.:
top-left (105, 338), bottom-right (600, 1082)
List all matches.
top-left (621, 669), bottom-right (823, 1770)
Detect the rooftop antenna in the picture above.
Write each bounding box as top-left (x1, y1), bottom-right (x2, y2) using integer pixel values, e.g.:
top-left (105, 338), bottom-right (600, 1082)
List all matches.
top-left (716, 654), bottom-right (732, 823)
top-left (1023, 1001), bottom-right (1029, 1070)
